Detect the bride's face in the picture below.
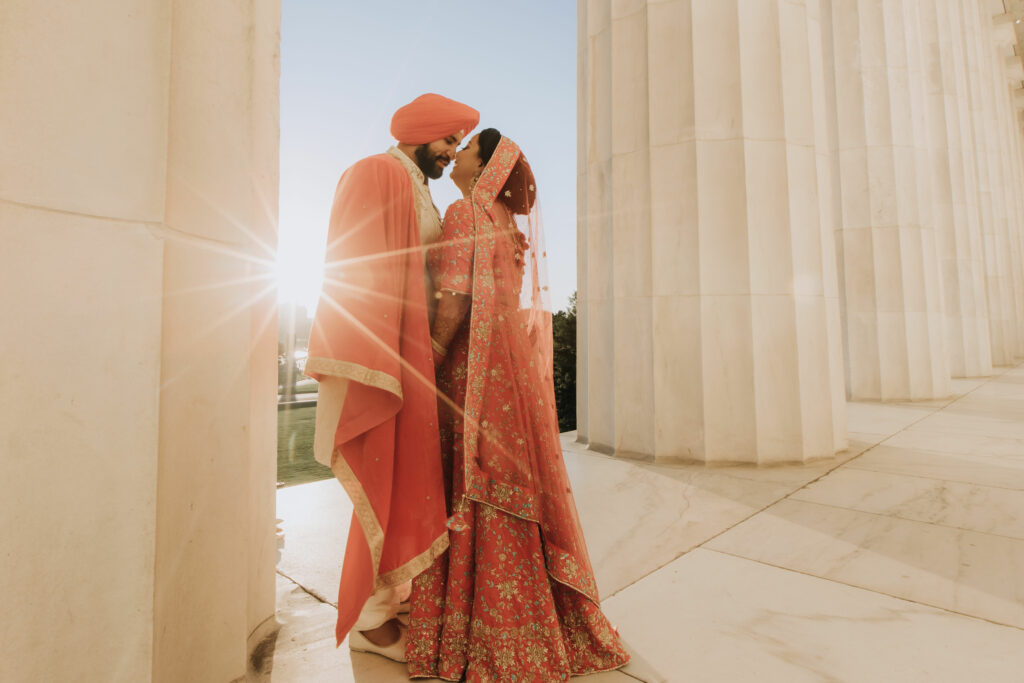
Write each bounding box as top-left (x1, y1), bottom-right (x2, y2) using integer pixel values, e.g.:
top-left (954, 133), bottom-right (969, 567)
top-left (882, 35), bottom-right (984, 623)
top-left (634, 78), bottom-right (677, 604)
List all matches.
top-left (450, 134), bottom-right (483, 186)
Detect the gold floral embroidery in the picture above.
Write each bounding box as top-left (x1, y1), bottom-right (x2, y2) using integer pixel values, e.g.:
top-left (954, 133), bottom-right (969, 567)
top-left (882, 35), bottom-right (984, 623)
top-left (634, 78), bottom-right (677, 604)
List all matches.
top-left (407, 501), bottom-right (629, 680)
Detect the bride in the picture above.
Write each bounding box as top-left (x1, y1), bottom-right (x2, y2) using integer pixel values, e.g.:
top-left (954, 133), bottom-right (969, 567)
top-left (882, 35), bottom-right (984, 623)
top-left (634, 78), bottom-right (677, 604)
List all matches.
top-left (406, 128), bottom-right (630, 680)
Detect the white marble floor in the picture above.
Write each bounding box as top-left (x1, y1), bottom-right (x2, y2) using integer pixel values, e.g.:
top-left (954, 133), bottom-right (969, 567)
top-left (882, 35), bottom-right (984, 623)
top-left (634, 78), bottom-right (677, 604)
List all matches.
top-left (257, 365), bottom-right (1024, 682)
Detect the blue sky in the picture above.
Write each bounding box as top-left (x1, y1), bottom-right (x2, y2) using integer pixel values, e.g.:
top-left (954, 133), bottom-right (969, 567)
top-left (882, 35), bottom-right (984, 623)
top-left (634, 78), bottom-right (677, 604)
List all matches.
top-left (277, 0), bottom-right (578, 314)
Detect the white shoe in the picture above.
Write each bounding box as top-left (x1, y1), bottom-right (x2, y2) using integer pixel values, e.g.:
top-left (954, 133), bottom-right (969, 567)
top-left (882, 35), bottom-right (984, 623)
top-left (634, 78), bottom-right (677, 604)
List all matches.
top-left (348, 623), bottom-right (408, 663)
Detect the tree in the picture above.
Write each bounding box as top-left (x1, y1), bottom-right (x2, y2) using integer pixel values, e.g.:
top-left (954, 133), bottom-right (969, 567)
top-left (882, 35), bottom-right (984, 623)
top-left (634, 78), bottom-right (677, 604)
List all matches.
top-left (551, 293), bottom-right (577, 432)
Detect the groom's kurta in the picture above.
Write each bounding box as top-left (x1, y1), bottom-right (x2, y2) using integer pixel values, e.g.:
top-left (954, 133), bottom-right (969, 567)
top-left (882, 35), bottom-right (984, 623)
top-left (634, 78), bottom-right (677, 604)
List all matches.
top-left (306, 152), bottom-right (448, 644)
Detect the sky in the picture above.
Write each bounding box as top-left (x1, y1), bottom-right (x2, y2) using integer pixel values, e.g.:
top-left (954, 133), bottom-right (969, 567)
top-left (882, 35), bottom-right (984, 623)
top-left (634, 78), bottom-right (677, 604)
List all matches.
top-left (277, 0), bottom-right (579, 316)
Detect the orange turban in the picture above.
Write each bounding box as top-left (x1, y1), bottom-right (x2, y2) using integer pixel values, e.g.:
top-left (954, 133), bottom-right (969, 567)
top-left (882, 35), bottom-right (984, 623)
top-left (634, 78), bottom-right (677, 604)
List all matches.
top-left (389, 93), bottom-right (480, 145)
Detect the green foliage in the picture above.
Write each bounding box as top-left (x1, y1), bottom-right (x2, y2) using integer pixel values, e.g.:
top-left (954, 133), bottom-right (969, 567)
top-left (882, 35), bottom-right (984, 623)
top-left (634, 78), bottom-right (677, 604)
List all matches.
top-left (551, 293), bottom-right (577, 432)
top-left (277, 405), bottom-right (332, 487)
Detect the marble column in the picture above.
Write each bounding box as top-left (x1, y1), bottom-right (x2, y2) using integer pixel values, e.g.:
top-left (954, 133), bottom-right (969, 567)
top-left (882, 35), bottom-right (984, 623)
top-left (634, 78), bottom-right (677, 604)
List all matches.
top-left (1006, 83), bottom-right (1024, 355)
top-left (807, 0), bottom-right (850, 450)
top-left (928, 0), bottom-right (993, 377)
top-left (961, 1), bottom-right (1020, 365)
top-left (578, 0), bottom-right (847, 464)
top-left (0, 1), bottom-right (280, 681)
top-left (988, 13), bottom-right (1024, 358)
top-left (944, 0), bottom-right (996, 378)
top-left (831, 0), bottom-right (951, 400)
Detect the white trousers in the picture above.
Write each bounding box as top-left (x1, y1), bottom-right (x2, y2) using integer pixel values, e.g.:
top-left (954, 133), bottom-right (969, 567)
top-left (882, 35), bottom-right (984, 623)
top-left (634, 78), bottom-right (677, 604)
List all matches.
top-left (353, 581), bottom-right (411, 631)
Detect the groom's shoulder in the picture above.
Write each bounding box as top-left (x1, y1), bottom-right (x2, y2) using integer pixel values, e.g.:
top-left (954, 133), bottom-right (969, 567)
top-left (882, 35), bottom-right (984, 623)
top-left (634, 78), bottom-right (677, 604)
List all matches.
top-left (347, 153), bottom-right (405, 180)
top-left (337, 154), bottom-right (410, 196)
top-left (338, 155), bottom-right (408, 200)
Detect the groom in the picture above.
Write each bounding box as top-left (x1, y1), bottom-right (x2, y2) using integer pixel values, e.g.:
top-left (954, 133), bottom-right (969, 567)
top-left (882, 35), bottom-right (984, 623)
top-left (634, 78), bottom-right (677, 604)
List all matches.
top-left (306, 93), bottom-right (479, 660)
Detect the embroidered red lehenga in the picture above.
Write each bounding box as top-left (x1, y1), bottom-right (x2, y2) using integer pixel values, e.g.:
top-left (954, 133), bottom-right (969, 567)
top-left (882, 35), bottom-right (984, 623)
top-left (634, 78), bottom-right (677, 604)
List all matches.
top-left (406, 137), bottom-right (629, 680)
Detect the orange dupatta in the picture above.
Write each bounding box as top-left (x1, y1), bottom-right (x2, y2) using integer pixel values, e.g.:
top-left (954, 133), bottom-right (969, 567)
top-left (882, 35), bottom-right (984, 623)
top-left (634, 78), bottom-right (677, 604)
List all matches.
top-left (306, 154), bottom-right (448, 644)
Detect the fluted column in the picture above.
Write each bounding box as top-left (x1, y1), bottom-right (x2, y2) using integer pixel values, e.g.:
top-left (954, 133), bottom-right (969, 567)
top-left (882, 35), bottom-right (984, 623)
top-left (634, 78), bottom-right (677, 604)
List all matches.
top-left (903, 0), bottom-right (952, 391)
top-left (928, 0), bottom-right (993, 377)
top-left (961, 1), bottom-right (1019, 364)
top-left (807, 0), bottom-right (849, 450)
top-left (1006, 88), bottom-right (1024, 354)
top-left (987, 12), bottom-right (1024, 358)
top-left (831, 0), bottom-right (951, 400)
top-left (578, 0), bottom-right (847, 464)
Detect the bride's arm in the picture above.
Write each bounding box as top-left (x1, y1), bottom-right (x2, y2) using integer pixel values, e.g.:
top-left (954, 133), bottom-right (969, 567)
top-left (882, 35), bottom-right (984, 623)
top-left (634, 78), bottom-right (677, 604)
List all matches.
top-left (430, 200), bottom-right (474, 359)
top-left (431, 290), bottom-right (470, 356)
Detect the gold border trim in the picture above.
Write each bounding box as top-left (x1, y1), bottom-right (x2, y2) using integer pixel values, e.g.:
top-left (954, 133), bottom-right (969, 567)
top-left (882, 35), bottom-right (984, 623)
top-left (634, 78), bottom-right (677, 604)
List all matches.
top-left (376, 531), bottom-right (450, 590)
top-left (330, 447), bottom-right (385, 574)
top-left (306, 356), bottom-right (402, 398)
top-left (332, 446), bottom-right (450, 592)
top-left (465, 494), bottom-right (539, 525)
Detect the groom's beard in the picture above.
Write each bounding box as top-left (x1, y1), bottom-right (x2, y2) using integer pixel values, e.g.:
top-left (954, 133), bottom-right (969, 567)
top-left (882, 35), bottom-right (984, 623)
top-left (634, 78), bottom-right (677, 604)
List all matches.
top-left (415, 144), bottom-right (448, 180)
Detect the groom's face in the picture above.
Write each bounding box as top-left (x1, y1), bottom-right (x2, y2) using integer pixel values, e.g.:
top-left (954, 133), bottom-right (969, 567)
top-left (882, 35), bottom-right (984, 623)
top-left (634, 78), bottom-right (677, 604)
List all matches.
top-left (415, 132), bottom-right (464, 179)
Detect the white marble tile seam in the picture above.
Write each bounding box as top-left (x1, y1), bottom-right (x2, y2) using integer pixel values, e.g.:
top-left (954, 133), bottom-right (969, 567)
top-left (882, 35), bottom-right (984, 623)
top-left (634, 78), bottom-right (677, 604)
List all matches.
top-left (843, 438), bottom-right (1024, 488)
top-left (790, 469), bottom-right (1024, 540)
top-left (847, 431), bottom-right (891, 445)
top-left (275, 569), bottom-right (336, 608)
top-left (706, 496), bottom-right (1024, 629)
top-left (702, 542), bottom-right (1024, 634)
top-left (601, 547), bottom-right (1024, 683)
top-left (590, 442), bottom-right (873, 601)
top-left (844, 449), bottom-right (1024, 490)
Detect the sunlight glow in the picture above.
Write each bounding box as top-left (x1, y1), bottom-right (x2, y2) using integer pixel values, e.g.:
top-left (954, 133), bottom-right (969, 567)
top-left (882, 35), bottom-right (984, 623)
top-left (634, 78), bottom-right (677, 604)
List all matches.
top-left (275, 236), bottom-right (325, 313)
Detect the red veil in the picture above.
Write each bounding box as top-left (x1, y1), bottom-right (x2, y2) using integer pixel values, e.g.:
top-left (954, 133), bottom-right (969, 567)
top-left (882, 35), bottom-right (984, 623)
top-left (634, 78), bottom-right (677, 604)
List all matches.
top-left (452, 137), bottom-right (600, 603)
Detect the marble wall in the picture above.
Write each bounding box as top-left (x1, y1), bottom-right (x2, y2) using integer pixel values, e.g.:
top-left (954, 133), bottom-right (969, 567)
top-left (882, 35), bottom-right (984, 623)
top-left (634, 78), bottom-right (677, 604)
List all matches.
top-left (578, 0), bottom-right (1024, 462)
top-left (0, 1), bottom-right (280, 681)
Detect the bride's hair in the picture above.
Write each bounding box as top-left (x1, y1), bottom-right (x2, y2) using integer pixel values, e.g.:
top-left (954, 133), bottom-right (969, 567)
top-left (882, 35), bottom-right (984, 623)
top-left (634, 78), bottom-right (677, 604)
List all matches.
top-left (477, 128), bottom-right (537, 216)
top-left (478, 128), bottom-right (502, 164)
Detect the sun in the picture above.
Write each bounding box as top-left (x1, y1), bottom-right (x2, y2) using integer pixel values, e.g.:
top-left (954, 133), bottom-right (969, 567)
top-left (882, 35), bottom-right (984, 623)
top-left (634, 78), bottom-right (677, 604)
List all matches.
top-left (275, 230), bottom-right (326, 313)
top-left (275, 247), bottom-right (323, 313)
